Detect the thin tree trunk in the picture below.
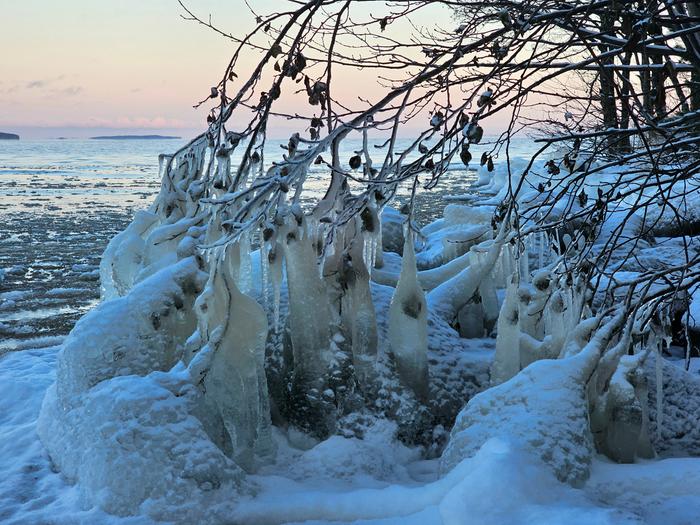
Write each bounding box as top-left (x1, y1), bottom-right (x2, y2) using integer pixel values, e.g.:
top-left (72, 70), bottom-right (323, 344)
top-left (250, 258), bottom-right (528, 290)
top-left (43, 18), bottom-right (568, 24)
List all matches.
top-left (688, 1), bottom-right (700, 110)
top-left (600, 8), bottom-right (619, 137)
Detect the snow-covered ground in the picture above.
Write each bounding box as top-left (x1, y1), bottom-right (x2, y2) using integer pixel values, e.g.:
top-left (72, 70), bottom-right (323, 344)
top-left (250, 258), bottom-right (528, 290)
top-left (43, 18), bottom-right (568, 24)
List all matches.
top-left (2, 345), bottom-right (700, 524)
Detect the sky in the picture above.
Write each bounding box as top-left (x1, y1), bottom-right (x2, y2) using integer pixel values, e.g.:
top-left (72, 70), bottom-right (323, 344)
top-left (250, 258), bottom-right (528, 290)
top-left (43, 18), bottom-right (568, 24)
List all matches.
top-left (1, 0), bottom-right (277, 138)
top-left (0, 1), bottom-right (458, 139)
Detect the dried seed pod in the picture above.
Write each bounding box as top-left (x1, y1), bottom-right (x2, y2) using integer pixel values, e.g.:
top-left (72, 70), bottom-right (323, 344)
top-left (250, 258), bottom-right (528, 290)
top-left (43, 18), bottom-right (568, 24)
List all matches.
top-left (546, 160), bottom-right (560, 175)
top-left (360, 207), bottom-right (376, 233)
top-left (477, 88), bottom-right (493, 108)
top-left (430, 111), bottom-right (444, 128)
top-left (460, 144), bottom-right (472, 166)
top-left (349, 155), bottom-right (362, 170)
top-left (467, 123), bottom-right (483, 143)
top-left (270, 43), bottom-right (283, 57)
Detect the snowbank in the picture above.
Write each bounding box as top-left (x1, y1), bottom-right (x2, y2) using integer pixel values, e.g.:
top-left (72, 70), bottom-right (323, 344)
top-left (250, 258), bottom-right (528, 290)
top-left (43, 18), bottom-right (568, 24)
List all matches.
top-left (441, 356), bottom-right (595, 486)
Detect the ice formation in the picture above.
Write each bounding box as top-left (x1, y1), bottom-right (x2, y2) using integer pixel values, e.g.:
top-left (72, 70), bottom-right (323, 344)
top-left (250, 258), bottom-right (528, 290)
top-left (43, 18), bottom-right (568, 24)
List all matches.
top-left (490, 273), bottom-right (521, 385)
top-left (442, 314), bottom-right (626, 486)
top-left (35, 106), bottom-right (700, 523)
top-left (193, 245), bottom-right (275, 471)
top-left (388, 227), bottom-right (429, 400)
top-left (37, 258), bottom-right (245, 521)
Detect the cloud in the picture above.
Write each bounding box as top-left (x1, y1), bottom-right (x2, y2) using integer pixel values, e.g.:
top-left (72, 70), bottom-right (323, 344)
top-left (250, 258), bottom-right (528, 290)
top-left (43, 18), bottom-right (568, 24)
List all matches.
top-left (26, 80), bottom-right (48, 89)
top-left (0, 76), bottom-right (75, 95)
top-left (26, 76), bottom-right (65, 89)
top-left (52, 86), bottom-right (83, 97)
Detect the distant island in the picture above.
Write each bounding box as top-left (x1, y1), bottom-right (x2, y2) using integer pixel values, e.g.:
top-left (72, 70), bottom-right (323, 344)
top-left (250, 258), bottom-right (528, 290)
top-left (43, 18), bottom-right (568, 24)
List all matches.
top-left (90, 135), bottom-right (181, 140)
top-left (0, 132), bottom-right (20, 140)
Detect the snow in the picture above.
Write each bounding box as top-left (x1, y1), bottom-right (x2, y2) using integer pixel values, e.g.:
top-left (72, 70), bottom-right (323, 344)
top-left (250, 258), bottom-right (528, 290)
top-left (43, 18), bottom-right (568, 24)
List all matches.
top-left (647, 355), bottom-right (700, 457)
top-left (5, 344), bottom-right (697, 525)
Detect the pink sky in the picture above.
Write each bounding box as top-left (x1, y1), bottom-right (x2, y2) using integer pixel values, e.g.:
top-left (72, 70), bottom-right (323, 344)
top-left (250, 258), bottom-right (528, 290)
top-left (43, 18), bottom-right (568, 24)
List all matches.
top-left (2, 1), bottom-right (515, 139)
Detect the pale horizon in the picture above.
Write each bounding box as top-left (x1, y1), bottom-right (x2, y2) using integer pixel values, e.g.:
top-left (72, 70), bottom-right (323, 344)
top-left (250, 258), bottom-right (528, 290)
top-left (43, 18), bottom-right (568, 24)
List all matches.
top-left (1, 0), bottom-right (463, 140)
top-left (1, 0), bottom-right (292, 139)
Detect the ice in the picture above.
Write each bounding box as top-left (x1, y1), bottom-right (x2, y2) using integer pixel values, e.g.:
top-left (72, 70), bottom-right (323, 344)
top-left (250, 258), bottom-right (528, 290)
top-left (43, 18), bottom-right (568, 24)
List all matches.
top-left (55, 257), bottom-right (205, 402)
top-left (265, 240), bottom-right (284, 332)
top-left (591, 351), bottom-right (655, 463)
top-left (490, 274), bottom-right (521, 385)
top-left (380, 206), bottom-right (406, 254)
top-left (282, 216), bottom-right (336, 435)
top-left (647, 354), bottom-right (700, 456)
top-left (8, 342), bottom-right (695, 525)
top-left (428, 233), bottom-right (506, 323)
top-left (99, 209), bottom-right (159, 299)
top-left (388, 227), bottom-right (429, 400)
top-left (35, 256), bottom-right (249, 520)
top-left (136, 215), bottom-right (205, 282)
top-left (443, 314), bottom-right (626, 486)
top-left (341, 228), bottom-right (378, 386)
top-left (13, 130), bottom-right (700, 525)
top-left (194, 245), bottom-right (276, 471)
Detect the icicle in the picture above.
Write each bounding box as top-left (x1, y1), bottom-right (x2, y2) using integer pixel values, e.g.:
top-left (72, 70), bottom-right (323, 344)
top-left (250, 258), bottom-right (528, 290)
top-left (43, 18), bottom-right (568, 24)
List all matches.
top-left (341, 232), bottom-right (378, 387)
top-left (546, 290), bottom-right (567, 357)
top-left (283, 216), bottom-right (335, 435)
top-left (457, 294), bottom-right (485, 338)
top-left (375, 206), bottom-right (385, 269)
top-left (205, 208), bottom-right (224, 247)
top-left (517, 287), bottom-right (534, 336)
top-left (214, 147), bottom-right (231, 193)
top-left (388, 226), bottom-right (429, 400)
top-left (655, 332), bottom-right (664, 440)
top-left (239, 231), bottom-right (253, 294)
top-left (360, 199), bottom-right (380, 272)
top-left (518, 240), bottom-right (529, 283)
top-left (196, 245), bottom-right (276, 471)
top-left (468, 245), bottom-right (499, 331)
top-left (267, 241), bottom-right (283, 332)
top-left (261, 240), bottom-right (271, 312)
top-left (490, 273), bottom-right (521, 385)
top-left (526, 270), bottom-right (551, 340)
top-left (489, 246), bottom-right (504, 287)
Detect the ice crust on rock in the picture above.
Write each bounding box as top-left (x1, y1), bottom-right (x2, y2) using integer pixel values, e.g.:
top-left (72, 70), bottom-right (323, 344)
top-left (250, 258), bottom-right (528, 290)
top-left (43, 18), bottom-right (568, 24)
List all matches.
top-left (647, 355), bottom-right (700, 457)
top-left (442, 354), bottom-right (596, 486)
top-left (57, 257), bottom-right (205, 402)
top-left (38, 254), bottom-right (250, 521)
top-left (441, 315), bottom-right (626, 486)
top-left (38, 371), bottom-right (244, 521)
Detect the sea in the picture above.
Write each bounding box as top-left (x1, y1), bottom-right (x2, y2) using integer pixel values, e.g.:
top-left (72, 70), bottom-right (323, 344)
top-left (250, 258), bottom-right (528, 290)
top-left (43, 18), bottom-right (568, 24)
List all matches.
top-left (0, 136), bottom-right (539, 354)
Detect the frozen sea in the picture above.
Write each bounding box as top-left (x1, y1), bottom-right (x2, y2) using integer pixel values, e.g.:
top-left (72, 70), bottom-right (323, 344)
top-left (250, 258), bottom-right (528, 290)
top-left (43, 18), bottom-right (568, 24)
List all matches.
top-left (0, 136), bottom-right (539, 355)
top-left (0, 138), bottom-right (179, 354)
